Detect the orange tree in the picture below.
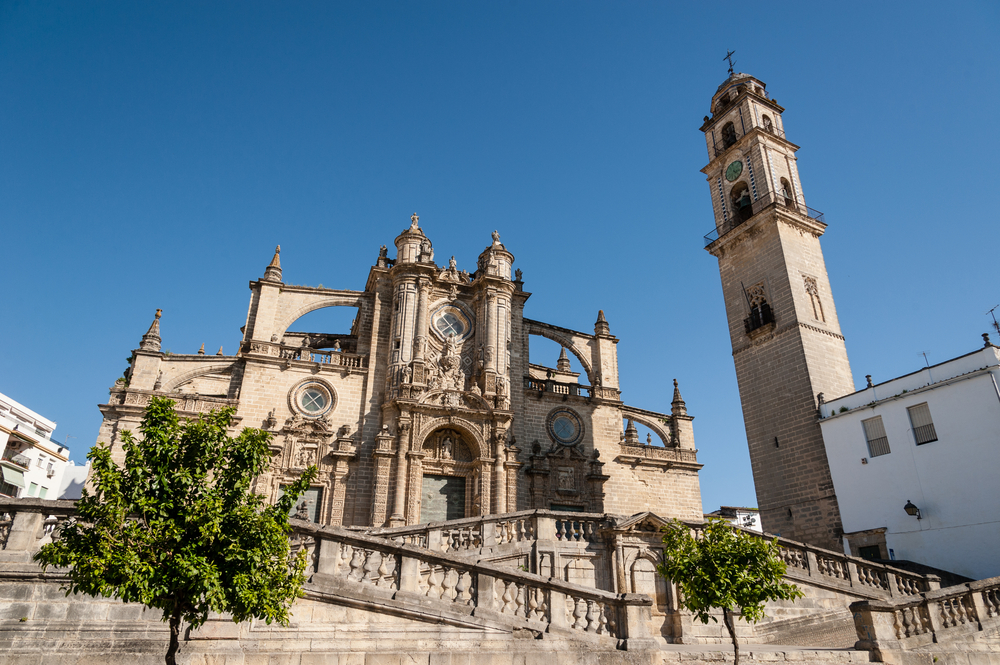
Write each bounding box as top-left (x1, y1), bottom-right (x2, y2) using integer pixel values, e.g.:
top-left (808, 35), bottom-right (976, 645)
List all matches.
top-left (658, 518), bottom-right (802, 665)
top-left (35, 397), bottom-right (317, 665)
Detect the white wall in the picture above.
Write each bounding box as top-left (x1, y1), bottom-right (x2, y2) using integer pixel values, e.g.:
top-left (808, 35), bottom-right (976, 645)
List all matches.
top-left (820, 354), bottom-right (1000, 581)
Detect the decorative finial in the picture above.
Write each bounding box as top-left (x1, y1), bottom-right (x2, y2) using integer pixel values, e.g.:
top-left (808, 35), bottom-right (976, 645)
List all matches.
top-left (557, 347), bottom-right (571, 372)
top-left (140, 309), bottom-right (163, 351)
top-left (197, 343), bottom-right (205, 355)
top-left (594, 309), bottom-right (610, 336)
top-left (262, 245), bottom-right (283, 282)
top-left (866, 375), bottom-right (874, 388)
top-left (671, 378), bottom-right (687, 416)
top-left (410, 212), bottom-right (420, 230)
top-left (217, 346), bottom-right (224, 356)
top-left (724, 49), bottom-right (736, 76)
top-left (624, 419), bottom-right (639, 444)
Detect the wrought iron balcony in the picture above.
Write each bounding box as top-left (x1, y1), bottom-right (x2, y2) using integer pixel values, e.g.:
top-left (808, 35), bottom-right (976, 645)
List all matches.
top-left (704, 190), bottom-right (826, 247)
top-left (744, 303), bottom-right (775, 334)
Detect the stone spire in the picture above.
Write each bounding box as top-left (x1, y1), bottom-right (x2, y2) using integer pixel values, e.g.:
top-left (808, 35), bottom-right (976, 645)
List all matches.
top-left (197, 343), bottom-right (205, 355)
top-left (262, 245), bottom-right (282, 282)
top-left (594, 310), bottom-right (610, 336)
top-left (557, 347), bottom-right (571, 372)
top-left (671, 379), bottom-right (687, 416)
top-left (216, 346), bottom-right (224, 356)
top-left (139, 309), bottom-right (163, 351)
top-left (624, 419), bottom-right (639, 445)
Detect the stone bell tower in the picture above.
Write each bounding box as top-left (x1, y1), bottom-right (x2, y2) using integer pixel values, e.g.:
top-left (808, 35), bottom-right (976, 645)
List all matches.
top-left (701, 70), bottom-right (855, 550)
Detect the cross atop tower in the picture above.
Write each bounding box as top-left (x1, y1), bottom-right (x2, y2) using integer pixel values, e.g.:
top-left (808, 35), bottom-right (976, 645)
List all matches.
top-left (723, 50), bottom-right (736, 76)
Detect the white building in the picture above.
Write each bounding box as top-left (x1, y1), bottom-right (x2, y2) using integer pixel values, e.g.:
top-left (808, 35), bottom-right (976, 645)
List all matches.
top-left (0, 392), bottom-right (85, 500)
top-left (705, 505), bottom-right (762, 533)
top-left (818, 337), bottom-right (1000, 581)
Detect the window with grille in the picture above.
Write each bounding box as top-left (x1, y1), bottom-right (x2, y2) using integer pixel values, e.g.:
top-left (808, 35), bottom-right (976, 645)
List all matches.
top-left (907, 403), bottom-right (938, 445)
top-left (862, 416), bottom-right (891, 457)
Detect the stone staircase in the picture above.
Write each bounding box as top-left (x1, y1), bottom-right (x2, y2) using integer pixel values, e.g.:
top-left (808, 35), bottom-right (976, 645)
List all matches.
top-left (3, 498), bottom-right (998, 664)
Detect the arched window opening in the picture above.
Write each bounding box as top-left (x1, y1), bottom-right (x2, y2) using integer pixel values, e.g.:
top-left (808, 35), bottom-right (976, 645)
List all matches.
top-left (284, 306), bottom-right (359, 353)
top-left (529, 334), bottom-right (589, 385)
top-left (762, 115), bottom-right (773, 134)
top-left (779, 177), bottom-right (795, 208)
top-left (743, 283), bottom-right (774, 334)
top-left (730, 182), bottom-right (752, 223)
top-left (721, 122), bottom-right (738, 149)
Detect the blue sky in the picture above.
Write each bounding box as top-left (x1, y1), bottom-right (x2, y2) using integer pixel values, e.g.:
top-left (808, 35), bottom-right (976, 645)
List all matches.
top-left (2, 2), bottom-right (997, 513)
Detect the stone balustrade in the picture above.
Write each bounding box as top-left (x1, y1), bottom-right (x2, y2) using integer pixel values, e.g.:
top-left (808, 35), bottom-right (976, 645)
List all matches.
top-left (242, 341), bottom-right (369, 370)
top-left (851, 575), bottom-right (1000, 653)
top-left (364, 509), bottom-right (605, 556)
top-left (290, 519), bottom-right (656, 647)
top-left (760, 531), bottom-right (937, 599)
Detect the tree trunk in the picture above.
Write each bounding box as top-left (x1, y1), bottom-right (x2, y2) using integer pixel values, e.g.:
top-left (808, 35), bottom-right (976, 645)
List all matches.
top-left (722, 607), bottom-right (739, 665)
top-left (165, 613), bottom-right (181, 665)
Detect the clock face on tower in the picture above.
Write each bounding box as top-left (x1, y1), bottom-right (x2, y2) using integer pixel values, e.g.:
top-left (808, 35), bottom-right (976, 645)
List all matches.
top-left (725, 160), bottom-right (743, 182)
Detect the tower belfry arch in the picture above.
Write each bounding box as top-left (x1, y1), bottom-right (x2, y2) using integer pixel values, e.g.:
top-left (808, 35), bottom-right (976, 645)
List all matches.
top-left (701, 71), bottom-right (855, 550)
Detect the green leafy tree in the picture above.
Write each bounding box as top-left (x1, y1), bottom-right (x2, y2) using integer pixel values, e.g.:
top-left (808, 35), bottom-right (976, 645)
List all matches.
top-left (34, 397), bottom-right (318, 665)
top-left (657, 518), bottom-right (803, 665)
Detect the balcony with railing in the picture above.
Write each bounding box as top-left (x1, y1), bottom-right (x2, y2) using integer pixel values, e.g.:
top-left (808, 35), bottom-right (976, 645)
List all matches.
top-left (704, 189), bottom-right (826, 247)
top-left (1, 449), bottom-right (30, 470)
top-left (744, 303), bottom-right (775, 335)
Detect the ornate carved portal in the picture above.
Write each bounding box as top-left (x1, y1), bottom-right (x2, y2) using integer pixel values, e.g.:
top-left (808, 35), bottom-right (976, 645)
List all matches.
top-left (412, 428), bottom-right (489, 523)
top-left (525, 441), bottom-right (608, 512)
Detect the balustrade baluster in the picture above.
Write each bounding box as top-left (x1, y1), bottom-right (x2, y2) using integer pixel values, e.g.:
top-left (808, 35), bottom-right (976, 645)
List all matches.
top-left (348, 547), bottom-right (365, 582)
top-left (515, 584), bottom-right (526, 618)
top-left (573, 597), bottom-right (588, 630)
top-left (585, 600), bottom-right (599, 632)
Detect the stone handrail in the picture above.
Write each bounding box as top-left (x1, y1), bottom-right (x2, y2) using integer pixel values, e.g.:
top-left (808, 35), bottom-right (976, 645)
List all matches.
top-left (851, 575), bottom-right (1000, 652)
top-left (0, 497), bottom-right (936, 607)
top-left (290, 519), bottom-right (654, 647)
top-left (363, 509), bottom-right (607, 554)
top-left (682, 520), bottom-right (937, 600)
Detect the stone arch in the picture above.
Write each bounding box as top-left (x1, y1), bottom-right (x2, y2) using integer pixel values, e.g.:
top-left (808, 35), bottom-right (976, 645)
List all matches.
top-left (161, 364), bottom-right (234, 393)
top-left (621, 407), bottom-right (673, 447)
top-left (413, 416), bottom-right (491, 459)
top-left (274, 291), bottom-right (368, 340)
top-left (524, 325), bottom-right (594, 382)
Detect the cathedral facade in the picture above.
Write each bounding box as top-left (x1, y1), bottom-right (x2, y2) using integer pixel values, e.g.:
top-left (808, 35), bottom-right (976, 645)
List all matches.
top-left (96, 217), bottom-right (702, 527)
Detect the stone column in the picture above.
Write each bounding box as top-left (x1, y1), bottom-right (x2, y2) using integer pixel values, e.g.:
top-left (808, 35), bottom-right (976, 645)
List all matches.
top-left (371, 428), bottom-right (395, 526)
top-left (411, 278), bottom-right (430, 384)
top-left (389, 422), bottom-right (411, 527)
top-left (492, 434), bottom-right (505, 514)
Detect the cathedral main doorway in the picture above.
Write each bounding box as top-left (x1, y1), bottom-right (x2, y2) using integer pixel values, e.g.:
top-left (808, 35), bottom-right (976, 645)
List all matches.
top-left (420, 474), bottom-right (466, 522)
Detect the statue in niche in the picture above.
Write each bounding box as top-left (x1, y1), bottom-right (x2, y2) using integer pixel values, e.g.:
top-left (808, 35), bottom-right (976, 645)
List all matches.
top-left (296, 447), bottom-right (314, 467)
top-left (558, 467), bottom-right (575, 491)
top-left (441, 434), bottom-right (453, 460)
top-left (401, 365), bottom-right (411, 383)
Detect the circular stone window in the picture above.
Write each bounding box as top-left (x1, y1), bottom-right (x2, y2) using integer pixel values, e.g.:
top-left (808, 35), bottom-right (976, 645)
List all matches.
top-left (547, 409), bottom-right (584, 446)
top-left (290, 380), bottom-right (336, 418)
top-left (430, 305), bottom-right (474, 342)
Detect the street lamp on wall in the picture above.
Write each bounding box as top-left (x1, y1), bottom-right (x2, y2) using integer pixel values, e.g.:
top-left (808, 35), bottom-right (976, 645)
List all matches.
top-left (904, 500), bottom-right (922, 520)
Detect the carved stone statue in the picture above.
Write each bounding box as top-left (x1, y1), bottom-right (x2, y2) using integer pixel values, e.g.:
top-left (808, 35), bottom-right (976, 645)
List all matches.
top-left (558, 467), bottom-right (574, 491)
top-left (379, 245), bottom-right (388, 258)
top-left (449, 255), bottom-right (457, 270)
top-left (441, 434), bottom-right (453, 460)
top-left (410, 212), bottom-right (420, 230)
top-left (491, 230), bottom-right (501, 246)
top-left (295, 501), bottom-right (310, 520)
top-left (421, 239), bottom-right (434, 262)
top-left (514, 268), bottom-right (522, 281)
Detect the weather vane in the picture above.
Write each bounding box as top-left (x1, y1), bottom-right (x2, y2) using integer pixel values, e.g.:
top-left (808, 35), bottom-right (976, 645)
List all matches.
top-left (724, 50), bottom-right (736, 76)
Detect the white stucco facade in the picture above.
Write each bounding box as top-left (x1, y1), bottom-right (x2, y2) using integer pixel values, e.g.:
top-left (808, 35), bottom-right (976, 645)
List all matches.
top-left (818, 342), bottom-right (1000, 581)
top-left (0, 392), bottom-right (83, 500)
